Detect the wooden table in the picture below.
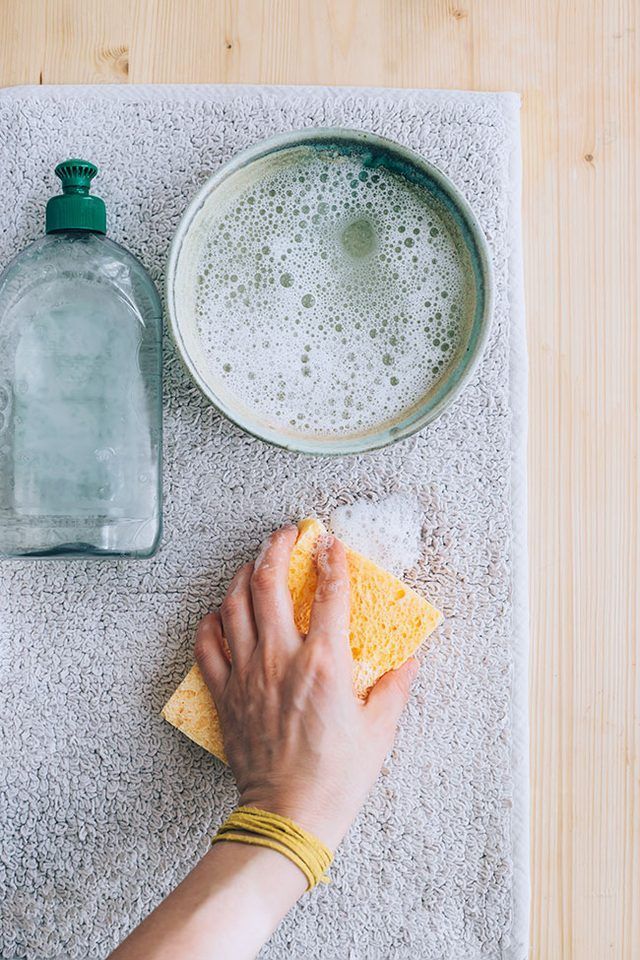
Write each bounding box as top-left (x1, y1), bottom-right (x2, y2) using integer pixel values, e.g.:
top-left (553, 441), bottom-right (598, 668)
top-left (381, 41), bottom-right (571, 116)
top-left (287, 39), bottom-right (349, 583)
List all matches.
top-left (1, 2), bottom-right (637, 957)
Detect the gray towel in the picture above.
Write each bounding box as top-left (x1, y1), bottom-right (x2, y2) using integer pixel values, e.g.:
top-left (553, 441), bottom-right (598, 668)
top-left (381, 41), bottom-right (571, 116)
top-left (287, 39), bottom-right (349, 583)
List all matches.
top-left (0, 83), bottom-right (528, 960)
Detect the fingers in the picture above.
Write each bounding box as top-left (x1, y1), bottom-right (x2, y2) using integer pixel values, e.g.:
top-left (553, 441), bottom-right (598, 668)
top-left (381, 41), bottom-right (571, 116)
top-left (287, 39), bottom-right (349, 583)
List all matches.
top-left (220, 563), bottom-right (258, 668)
top-left (365, 657), bottom-right (419, 729)
top-left (250, 524), bottom-right (301, 652)
top-left (306, 536), bottom-right (351, 665)
top-left (194, 612), bottom-right (231, 701)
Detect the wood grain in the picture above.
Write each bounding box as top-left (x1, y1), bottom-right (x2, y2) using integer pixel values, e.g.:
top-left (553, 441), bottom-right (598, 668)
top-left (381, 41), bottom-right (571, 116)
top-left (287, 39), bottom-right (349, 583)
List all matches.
top-left (0, 1), bottom-right (638, 957)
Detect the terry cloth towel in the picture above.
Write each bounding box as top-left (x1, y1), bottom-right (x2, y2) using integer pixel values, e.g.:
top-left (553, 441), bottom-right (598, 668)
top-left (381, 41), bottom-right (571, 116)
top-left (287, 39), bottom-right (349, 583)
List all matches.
top-left (0, 84), bottom-right (528, 960)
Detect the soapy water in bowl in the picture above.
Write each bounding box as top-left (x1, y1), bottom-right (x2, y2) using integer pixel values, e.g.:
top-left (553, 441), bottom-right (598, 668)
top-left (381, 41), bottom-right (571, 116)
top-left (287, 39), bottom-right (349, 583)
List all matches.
top-left (179, 144), bottom-right (474, 439)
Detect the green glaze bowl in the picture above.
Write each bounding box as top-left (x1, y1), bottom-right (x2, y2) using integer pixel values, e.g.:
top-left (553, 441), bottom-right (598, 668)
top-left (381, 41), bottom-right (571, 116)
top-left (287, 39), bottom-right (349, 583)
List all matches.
top-left (166, 128), bottom-right (493, 455)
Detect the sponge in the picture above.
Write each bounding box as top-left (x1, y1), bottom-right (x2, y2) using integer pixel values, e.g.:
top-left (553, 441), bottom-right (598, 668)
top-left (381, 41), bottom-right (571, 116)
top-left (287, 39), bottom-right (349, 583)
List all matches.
top-left (161, 518), bottom-right (442, 761)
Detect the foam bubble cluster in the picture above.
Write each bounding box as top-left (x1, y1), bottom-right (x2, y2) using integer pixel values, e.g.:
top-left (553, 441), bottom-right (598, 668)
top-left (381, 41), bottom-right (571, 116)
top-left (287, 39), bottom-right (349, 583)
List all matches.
top-left (183, 144), bottom-right (473, 439)
top-left (330, 493), bottom-right (423, 576)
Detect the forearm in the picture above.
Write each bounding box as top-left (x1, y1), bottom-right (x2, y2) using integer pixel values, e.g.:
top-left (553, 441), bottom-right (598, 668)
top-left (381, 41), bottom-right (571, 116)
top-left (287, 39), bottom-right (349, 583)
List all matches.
top-left (109, 841), bottom-right (306, 960)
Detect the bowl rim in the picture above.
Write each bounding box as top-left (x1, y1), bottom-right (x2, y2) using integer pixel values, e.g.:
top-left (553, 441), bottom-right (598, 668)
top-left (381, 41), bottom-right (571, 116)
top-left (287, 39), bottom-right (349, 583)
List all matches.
top-left (165, 126), bottom-right (494, 456)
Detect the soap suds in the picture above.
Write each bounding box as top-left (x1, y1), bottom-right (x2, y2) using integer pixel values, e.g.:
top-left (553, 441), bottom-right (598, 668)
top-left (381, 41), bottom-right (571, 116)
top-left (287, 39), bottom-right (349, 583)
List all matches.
top-left (315, 531), bottom-right (335, 567)
top-left (329, 494), bottom-right (423, 576)
top-left (176, 142), bottom-right (474, 441)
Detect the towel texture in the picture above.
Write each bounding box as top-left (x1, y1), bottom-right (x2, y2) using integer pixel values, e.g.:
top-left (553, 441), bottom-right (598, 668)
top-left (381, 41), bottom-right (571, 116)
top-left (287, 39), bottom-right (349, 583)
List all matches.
top-left (0, 84), bottom-right (528, 960)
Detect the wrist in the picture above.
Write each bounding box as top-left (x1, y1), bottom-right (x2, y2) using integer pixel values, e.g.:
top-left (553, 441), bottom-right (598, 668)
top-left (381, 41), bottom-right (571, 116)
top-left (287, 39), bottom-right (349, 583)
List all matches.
top-left (237, 790), bottom-right (347, 852)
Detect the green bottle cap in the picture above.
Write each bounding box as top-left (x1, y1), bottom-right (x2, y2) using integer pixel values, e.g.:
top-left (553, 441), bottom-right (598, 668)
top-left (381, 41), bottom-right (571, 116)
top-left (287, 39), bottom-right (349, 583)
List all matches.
top-left (45, 159), bottom-right (107, 234)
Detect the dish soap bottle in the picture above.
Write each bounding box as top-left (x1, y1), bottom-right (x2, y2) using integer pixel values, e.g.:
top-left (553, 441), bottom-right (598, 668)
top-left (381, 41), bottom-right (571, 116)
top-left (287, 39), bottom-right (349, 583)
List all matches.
top-left (0, 159), bottom-right (162, 557)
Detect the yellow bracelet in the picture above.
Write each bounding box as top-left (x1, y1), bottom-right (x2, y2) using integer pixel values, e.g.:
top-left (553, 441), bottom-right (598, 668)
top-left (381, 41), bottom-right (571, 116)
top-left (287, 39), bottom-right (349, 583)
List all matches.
top-left (212, 805), bottom-right (333, 891)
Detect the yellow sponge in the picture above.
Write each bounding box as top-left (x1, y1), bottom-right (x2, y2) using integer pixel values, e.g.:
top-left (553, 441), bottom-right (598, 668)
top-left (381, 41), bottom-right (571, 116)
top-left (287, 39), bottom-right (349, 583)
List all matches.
top-left (162, 518), bottom-right (442, 762)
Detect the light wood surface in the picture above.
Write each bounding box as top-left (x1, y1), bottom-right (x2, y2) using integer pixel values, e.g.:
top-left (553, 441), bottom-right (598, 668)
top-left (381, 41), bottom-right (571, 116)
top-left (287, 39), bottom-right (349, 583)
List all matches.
top-left (1, 2), bottom-right (638, 957)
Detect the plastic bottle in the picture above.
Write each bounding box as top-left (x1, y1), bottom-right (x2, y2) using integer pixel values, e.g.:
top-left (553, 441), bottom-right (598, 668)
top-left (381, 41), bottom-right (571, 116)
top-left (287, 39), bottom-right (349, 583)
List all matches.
top-left (0, 159), bottom-right (162, 557)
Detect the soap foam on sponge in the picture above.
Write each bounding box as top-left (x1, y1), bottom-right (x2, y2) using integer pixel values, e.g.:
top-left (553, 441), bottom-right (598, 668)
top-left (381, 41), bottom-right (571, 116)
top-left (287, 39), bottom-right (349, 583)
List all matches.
top-left (162, 517), bottom-right (442, 762)
top-left (329, 493), bottom-right (424, 577)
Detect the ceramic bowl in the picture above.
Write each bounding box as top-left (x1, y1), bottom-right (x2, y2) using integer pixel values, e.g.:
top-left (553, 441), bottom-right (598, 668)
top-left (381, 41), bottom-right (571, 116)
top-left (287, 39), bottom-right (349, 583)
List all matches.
top-left (166, 128), bottom-right (493, 455)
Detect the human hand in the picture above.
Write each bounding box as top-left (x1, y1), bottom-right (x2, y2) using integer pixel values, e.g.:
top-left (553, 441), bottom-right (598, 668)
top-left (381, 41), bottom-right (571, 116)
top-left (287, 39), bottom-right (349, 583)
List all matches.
top-left (194, 524), bottom-right (418, 851)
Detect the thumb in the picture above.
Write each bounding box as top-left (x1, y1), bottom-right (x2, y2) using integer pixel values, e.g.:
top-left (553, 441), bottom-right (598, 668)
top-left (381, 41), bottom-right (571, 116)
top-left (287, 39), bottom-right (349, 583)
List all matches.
top-left (365, 657), bottom-right (419, 726)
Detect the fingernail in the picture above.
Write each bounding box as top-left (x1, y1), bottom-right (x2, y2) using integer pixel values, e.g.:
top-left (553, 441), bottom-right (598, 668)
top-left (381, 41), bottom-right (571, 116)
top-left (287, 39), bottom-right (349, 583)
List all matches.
top-left (254, 536), bottom-right (271, 571)
top-left (407, 658), bottom-right (419, 680)
top-left (197, 614), bottom-right (214, 636)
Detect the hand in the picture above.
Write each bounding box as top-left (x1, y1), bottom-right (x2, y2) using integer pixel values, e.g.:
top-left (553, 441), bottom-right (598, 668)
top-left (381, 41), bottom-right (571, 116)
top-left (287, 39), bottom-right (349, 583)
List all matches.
top-left (110, 524), bottom-right (419, 960)
top-left (194, 524), bottom-right (418, 850)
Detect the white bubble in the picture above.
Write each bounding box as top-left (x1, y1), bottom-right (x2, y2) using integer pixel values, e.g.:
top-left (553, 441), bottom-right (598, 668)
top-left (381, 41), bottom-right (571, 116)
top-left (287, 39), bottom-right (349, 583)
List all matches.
top-left (175, 144), bottom-right (474, 440)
